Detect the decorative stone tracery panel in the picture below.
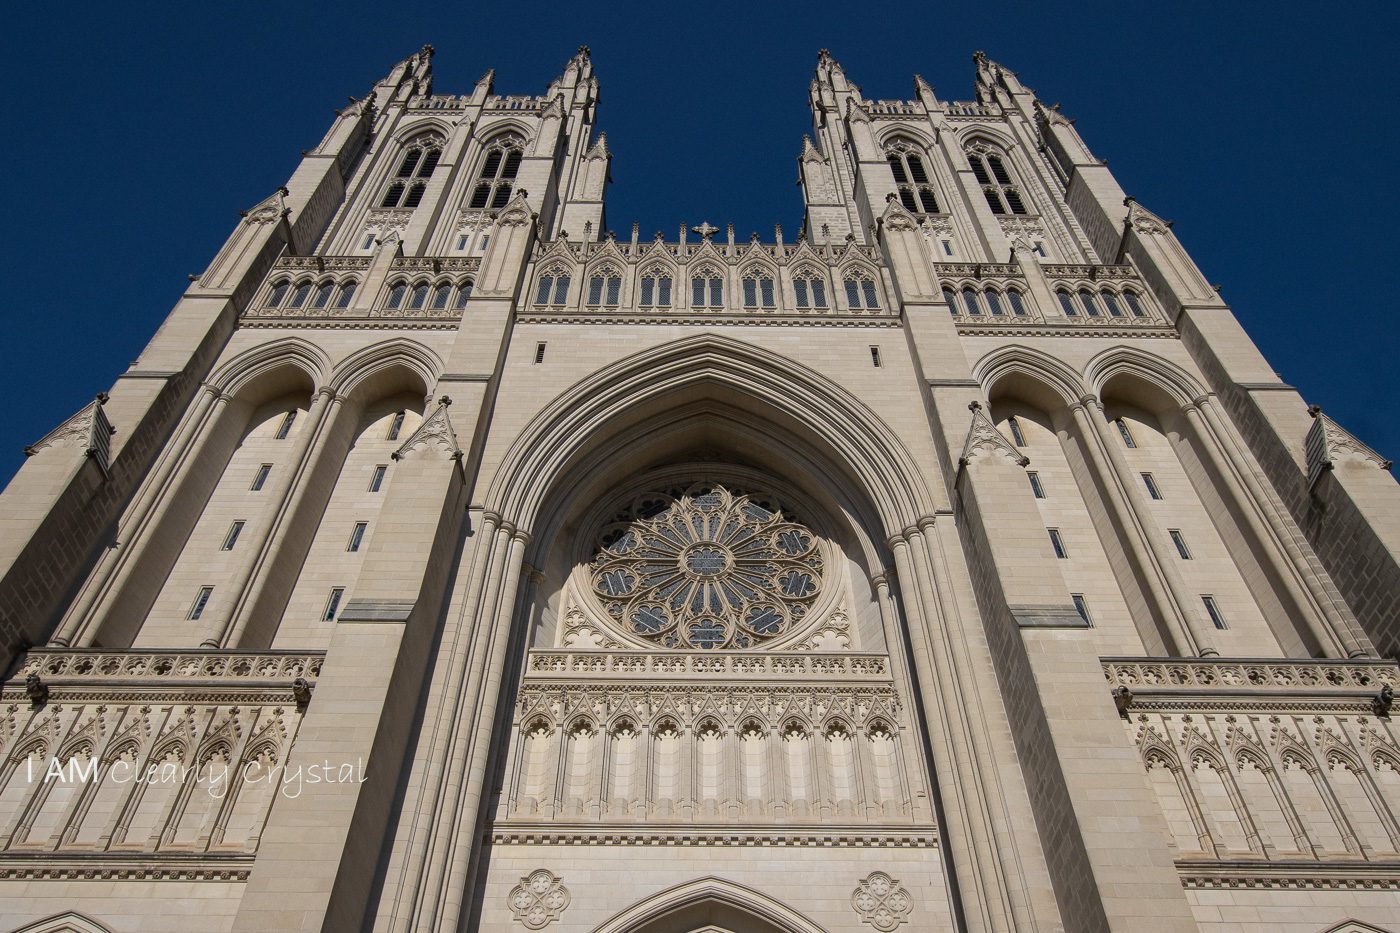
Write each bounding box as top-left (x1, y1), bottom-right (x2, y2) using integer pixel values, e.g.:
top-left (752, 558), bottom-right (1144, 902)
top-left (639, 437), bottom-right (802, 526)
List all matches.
top-left (588, 485), bottom-right (825, 649)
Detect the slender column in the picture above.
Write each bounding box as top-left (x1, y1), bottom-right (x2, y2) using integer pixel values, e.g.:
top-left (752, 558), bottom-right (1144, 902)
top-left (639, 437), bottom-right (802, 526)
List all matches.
top-left (386, 512), bottom-right (501, 933)
top-left (202, 388), bottom-right (336, 647)
top-left (1264, 764), bottom-right (1318, 856)
top-left (405, 521), bottom-right (515, 929)
top-left (768, 723), bottom-right (786, 820)
top-left (1072, 398), bottom-right (1214, 655)
top-left (1193, 397), bottom-right (1373, 658)
top-left (890, 533), bottom-right (1015, 933)
top-left (433, 531), bottom-right (528, 932)
top-left (58, 385), bottom-right (230, 646)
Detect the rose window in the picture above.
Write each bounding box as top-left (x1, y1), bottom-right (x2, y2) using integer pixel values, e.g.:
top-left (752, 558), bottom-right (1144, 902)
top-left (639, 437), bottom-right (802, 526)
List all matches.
top-left (589, 485), bottom-right (824, 649)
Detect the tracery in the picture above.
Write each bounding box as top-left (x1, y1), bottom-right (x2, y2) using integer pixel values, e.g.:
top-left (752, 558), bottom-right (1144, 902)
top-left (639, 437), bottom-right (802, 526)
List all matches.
top-left (588, 484), bottom-right (824, 649)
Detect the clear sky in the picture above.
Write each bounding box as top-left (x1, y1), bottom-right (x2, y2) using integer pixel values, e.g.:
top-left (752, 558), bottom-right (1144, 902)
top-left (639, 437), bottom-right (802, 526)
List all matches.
top-left (2, 1), bottom-right (1397, 488)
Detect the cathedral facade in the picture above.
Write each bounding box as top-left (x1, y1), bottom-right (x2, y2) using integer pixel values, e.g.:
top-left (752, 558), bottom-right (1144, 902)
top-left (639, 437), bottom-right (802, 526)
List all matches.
top-left (1, 45), bottom-right (1399, 933)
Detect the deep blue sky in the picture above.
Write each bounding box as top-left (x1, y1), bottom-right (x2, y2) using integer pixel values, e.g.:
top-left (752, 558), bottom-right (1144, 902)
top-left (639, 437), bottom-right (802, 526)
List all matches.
top-left (2, 2), bottom-right (1397, 488)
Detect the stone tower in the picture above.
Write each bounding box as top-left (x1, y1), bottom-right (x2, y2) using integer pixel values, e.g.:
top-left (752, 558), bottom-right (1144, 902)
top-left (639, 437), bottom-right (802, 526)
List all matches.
top-left (1, 45), bottom-right (1398, 933)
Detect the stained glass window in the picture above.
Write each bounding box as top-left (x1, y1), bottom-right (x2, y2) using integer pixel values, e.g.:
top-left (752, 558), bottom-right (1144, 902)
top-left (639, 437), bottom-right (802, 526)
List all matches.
top-left (589, 485), bottom-right (824, 649)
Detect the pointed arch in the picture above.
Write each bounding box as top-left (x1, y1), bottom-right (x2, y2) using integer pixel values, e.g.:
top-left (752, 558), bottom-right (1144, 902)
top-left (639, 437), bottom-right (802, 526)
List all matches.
top-left (8, 911), bottom-right (114, 933)
top-left (589, 876), bottom-right (829, 933)
top-left (326, 338), bottom-right (440, 400)
top-left (1084, 346), bottom-right (1206, 409)
top-left (974, 345), bottom-right (1086, 410)
top-left (207, 337), bottom-right (330, 400)
top-left (390, 119), bottom-right (452, 147)
top-left (485, 334), bottom-right (936, 547)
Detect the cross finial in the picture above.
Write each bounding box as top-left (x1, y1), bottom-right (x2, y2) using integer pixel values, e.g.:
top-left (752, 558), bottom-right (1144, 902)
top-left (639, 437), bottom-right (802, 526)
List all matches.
top-left (691, 221), bottom-right (719, 240)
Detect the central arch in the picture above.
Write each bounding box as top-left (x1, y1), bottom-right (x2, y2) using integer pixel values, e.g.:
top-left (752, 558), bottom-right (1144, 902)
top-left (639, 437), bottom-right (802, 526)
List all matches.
top-left (485, 333), bottom-right (937, 548)
top-left (590, 877), bottom-right (829, 933)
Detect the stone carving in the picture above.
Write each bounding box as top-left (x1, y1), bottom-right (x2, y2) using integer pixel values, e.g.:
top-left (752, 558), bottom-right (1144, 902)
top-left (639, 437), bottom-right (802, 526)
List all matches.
top-left (1125, 199), bottom-right (1170, 236)
top-left (851, 871), bottom-right (913, 930)
top-left (879, 195), bottom-right (920, 233)
top-left (958, 401), bottom-right (1029, 469)
top-left (392, 398), bottom-right (461, 461)
top-left (1102, 658), bottom-right (1397, 694)
top-left (795, 605), bottom-right (852, 651)
top-left (24, 395), bottom-right (115, 472)
top-left (588, 484), bottom-right (825, 650)
top-left (528, 650), bottom-right (887, 679)
top-left (1306, 405), bottom-right (1393, 489)
top-left (507, 869), bottom-right (570, 929)
top-left (997, 215), bottom-right (1045, 239)
top-left (19, 649), bottom-right (324, 683)
top-left (559, 601), bottom-right (623, 650)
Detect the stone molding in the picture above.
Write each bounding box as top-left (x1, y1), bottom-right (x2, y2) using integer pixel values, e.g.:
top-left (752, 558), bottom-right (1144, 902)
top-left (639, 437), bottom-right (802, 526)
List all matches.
top-left (488, 828), bottom-right (936, 846)
top-left (0, 855), bottom-right (252, 881)
top-left (1103, 658), bottom-right (1398, 695)
top-left (526, 650), bottom-right (888, 681)
top-left (16, 649), bottom-right (324, 685)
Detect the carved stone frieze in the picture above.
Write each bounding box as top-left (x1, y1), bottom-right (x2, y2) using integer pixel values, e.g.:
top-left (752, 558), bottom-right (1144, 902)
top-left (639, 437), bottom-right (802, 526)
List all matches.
top-left (16, 649), bottom-right (324, 685)
top-left (526, 650), bottom-right (888, 681)
top-left (514, 682), bottom-right (901, 734)
top-left (1103, 658), bottom-right (1398, 694)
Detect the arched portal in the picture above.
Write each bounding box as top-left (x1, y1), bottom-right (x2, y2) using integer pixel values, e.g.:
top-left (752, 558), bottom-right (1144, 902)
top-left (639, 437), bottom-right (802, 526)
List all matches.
top-left (590, 877), bottom-right (828, 933)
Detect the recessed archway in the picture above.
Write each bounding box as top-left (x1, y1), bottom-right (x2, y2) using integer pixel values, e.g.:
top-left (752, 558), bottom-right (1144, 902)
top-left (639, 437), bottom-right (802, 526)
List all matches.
top-left (590, 877), bottom-right (828, 933)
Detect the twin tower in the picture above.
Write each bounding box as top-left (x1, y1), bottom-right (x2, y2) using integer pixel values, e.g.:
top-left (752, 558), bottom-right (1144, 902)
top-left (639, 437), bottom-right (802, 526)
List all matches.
top-left (1, 45), bottom-right (1399, 933)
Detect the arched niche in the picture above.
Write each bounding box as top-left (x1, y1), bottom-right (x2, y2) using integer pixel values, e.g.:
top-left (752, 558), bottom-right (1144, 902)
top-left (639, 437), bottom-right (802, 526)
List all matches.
top-left (95, 361), bottom-right (318, 649)
top-left (985, 371), bottom-right (1165, 655)
top-left (1099, 371), bottom-right (1287, 656)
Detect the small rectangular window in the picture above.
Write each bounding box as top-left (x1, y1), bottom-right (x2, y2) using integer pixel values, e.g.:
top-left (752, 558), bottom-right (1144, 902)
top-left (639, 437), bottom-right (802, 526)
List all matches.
top-left (369, 465), bottom-right (387, 492)
top-left (1048, 528), bottom-right (1067, 559)
top-left (361, 233), bottom-right (377, 251)
top-left (1071, 594), bottom-right (1092, 626)
top-left (386, 411), bottom-right (406, 441)
top-left (1202, 595), bottom-right (1227, 630)
top-left (251, 464), bottom-right (272, 491)
top-left (942, 240), bottom-right (953, 256)
top-left (534, 342), bottom-right (547, 365)
top-left (479, 235), bottom-right (490, 253)
top-left (1142, 472), bottom-right (1162, 500)
top-left (1169, 529), bottom-right (1192, 560)
top-left (1115, 418), bottom-right (1137, 448)
top-left (323, 587), bottom-right (345, 622)
top-left (274, 411), bottom-right (297, 440)
top-left (1033, 242), bottom-right (1046, 257)
top-left (1006, 415), bottom-right (1026, 447)
top-left (1028, 471), bottom-right (1046, 499)
top-left (455, 234), bottom-right (469, 251)
top-left (221, 521), bottom-right (245, 551)
top-left (188, 586), bottom-right (214, 621)
top-left (347, 521), bottom-right (367, 553)
top-left (869, 346), bottom-right (882, 368)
